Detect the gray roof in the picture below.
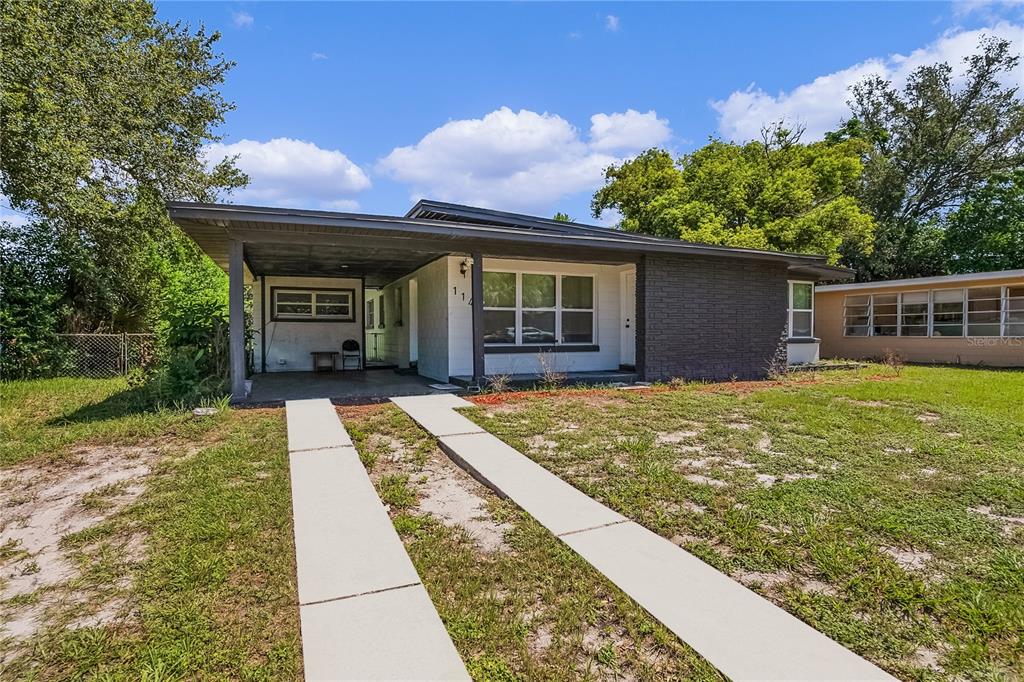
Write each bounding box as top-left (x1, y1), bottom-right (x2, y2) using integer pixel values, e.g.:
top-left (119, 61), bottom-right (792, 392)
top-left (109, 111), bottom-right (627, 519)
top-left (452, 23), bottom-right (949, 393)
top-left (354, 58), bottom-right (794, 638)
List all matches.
top-left (167, 200), bottom-right (854, 284)
top-left (816, 268), bottom-right (1024, 292)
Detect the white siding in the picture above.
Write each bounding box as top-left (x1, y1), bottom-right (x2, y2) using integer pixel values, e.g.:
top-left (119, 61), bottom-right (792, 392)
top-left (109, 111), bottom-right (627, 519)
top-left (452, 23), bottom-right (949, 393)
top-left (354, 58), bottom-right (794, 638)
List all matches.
top-left (373, 258), bottom-right (451, 382)
top-left (449, 257), bottom-right (631, 377)
top-left (253, 276), bottom-right (363, 372)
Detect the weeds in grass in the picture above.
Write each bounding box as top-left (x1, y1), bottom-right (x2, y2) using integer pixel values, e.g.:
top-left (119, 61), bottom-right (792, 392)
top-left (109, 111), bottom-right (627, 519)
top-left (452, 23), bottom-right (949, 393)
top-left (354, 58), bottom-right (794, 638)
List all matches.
top-left (536, 352), bottom-right (566, 390)
top-left (486, 373), bottom-right (512, 393)
top-left (881, 349), bottom-right (905, 377)
top-left (466, 364), bottom-right (1024, 680)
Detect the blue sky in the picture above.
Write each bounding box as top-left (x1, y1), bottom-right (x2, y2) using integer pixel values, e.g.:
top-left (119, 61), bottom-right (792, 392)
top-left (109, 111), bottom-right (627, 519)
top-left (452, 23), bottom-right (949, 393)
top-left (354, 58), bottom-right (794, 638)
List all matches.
top-left (144, 2), bottom-right (1023, 222)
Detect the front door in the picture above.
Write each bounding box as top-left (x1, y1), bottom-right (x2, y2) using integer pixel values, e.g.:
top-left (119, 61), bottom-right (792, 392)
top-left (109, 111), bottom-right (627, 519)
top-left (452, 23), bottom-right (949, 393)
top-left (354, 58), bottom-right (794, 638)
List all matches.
top-left (620, 271), bottom-right (636, 367)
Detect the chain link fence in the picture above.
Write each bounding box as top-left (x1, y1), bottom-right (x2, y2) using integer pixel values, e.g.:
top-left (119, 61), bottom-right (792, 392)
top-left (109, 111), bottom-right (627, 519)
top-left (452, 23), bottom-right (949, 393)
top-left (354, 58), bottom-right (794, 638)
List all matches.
top-left (55, 333), bottom-right (157, 378)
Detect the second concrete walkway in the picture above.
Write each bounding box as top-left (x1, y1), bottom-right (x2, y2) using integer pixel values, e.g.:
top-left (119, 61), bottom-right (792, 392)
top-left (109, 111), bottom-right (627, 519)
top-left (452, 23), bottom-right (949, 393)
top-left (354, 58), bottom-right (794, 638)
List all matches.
top-left (286, 398), bottom-right (469, 681)
top-left (392, 394), bottom-right (895, 682)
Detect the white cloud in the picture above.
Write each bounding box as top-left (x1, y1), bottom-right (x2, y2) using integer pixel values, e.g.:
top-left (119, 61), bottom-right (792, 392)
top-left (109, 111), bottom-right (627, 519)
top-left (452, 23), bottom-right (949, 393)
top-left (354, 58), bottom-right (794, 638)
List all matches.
top-left (712, 22), bottom-right (1024, 141)
top-left (605, 14), bottom-right (620, 32)
top-left (568, 31), bottom-right (583, 40)
top-left (204, 137), bottom-right (370, 210)
top-left (589, 109), bottom-right (671, 152)
top-left (377, 106), bottom-right (670, 214)
top-left (953, 0), bottom-right (1024, 18)
top-left (311, 52), bottom-right (328, 61)
top-left (232, 11), bottom-right (253, 28)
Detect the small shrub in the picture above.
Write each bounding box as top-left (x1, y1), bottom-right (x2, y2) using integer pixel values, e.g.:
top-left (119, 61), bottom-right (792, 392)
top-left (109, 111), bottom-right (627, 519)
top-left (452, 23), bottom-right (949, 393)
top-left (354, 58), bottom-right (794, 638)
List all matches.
top-left (536, 353), bottom-right (565, 390)
top-left (487, 374), bottom-right (512, 393)
top-left (765, 326), bottom-right (790, 379)
top-left (881, 348), bottom-right (905, 376)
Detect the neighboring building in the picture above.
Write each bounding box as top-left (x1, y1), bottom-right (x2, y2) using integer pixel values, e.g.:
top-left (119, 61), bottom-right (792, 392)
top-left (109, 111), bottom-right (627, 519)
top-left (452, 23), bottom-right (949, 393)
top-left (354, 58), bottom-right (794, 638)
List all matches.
top-left (815, 270), bottom-right (1024, 367)
top-left (168, 200), bottom-right (850, 399)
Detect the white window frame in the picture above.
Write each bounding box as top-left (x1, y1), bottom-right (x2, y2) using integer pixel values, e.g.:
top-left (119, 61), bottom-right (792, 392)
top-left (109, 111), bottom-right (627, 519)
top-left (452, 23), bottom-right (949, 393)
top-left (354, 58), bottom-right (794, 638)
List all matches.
top-left (271, 288), bottom-right (354, 321)
top-left (842, 294), bottom-right (871, 337)
top-left (483, 269), bottom-right (597, 346)
top-left (788, 280), bottom-right (814, 339)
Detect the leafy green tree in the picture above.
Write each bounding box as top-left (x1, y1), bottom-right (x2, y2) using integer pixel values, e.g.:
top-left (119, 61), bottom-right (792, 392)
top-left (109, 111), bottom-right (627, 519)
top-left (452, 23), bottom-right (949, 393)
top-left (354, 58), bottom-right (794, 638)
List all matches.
top-left (0, 222), bottom-right (69, 378)
top-left (0, 0), bottom-right (245, 330)
top-left (944, 169), bottom-right (1024, 273)
top-left (839, 36), bottom-right (1024, 279)
top-left (552, 212), bottom-right (575, 222)
top-left (592, 127), bottom-right (875, 264)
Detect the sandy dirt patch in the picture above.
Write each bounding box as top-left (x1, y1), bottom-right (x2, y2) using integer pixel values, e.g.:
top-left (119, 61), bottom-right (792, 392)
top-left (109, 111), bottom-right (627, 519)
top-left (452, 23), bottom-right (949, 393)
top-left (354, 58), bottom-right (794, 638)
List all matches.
top-left (0, 444), bottom-right (161, 643)
top-left (684, 474), bottom-right (727, 487)
top-left (970, 505), bottom-right (1024, 536)
top-left (656, 429), bottom-right (702, 445)
top-left (916, 413), bottom-right (941, 423)
top-left (881, 546), bottom-right (933, 572)
top-left (525, 435), bottom-right (558, 452)
top-left (416, 463), bottom-right (510, 553)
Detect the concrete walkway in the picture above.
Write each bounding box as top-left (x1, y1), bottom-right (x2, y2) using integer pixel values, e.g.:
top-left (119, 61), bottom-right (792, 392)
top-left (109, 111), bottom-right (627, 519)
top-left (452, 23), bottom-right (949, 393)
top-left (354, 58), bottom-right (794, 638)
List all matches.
top-left (285, 399), bottom-right (469, 681)
top-left (392, 395), bottom-right (895, 682)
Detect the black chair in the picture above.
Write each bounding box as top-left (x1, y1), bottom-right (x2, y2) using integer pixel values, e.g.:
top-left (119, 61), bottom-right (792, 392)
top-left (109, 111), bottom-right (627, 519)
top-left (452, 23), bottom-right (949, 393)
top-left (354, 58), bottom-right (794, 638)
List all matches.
top-left (341, 339), bottom-right (362, 371)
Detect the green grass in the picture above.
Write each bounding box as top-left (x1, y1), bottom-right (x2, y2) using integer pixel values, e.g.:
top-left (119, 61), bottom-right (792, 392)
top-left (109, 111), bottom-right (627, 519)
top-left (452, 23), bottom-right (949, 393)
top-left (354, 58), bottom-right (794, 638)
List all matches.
top-left (0, 378), bottom-right (225, 467)
top-left (462, 365), bottom-right (1024, 682)
top-left (0, 378), bottom-right (301, 680)
top-left (343, 404), bottom-right (723, 681)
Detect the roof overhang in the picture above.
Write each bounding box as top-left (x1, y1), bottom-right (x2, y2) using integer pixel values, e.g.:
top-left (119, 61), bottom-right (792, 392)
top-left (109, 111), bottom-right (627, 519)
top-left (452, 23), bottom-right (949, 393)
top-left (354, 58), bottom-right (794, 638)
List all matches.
top-left (816, 268), bottom-right (1024, 293)
top-left (167, 201), bottom-right (853, 283)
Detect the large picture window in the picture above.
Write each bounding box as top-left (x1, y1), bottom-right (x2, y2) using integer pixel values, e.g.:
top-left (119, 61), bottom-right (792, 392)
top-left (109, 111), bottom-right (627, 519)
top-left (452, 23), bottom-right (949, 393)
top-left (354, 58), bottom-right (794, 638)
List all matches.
top-left (844, 284), bottom-right (1024, 338)
top-left (272, 288), bottom-right (354, 321)
top-left (483, 271), bottom-right (595, 346)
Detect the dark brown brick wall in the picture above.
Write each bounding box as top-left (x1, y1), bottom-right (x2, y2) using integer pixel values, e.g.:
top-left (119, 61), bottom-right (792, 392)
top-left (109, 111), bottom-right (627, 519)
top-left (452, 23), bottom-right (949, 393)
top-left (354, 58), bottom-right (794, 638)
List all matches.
top-left (636, 253), bottom-right (789, 381)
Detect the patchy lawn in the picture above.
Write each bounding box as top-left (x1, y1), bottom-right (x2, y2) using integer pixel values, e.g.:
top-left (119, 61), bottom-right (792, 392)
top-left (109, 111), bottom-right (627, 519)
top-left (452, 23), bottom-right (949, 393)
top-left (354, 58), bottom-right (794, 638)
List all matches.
top-left (341, 404), bottom-right (722, 681)
top-left (0, 378), bottom-right (301, 680)
top-left (462, 366), bottom-right (1024, 682)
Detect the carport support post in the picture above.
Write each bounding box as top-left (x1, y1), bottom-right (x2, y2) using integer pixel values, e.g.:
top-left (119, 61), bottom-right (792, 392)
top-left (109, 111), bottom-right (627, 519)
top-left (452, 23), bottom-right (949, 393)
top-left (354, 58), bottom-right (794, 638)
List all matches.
top-left (471, 252), bottom-right (485, 386)
top-left (229, 238), bottom-right (246, 400)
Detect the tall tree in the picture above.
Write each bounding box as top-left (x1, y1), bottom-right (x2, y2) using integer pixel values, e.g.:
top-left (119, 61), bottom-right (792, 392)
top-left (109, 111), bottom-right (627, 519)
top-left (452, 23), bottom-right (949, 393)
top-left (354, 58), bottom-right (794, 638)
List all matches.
top-left (944, 169), bottom-right (1024, 273)
top-left (0, 0), bottom-right (245, 330)
top-left (592, 126), bottom-right (875, 264)
top-left (840, 36), bottom-right (1024, 279)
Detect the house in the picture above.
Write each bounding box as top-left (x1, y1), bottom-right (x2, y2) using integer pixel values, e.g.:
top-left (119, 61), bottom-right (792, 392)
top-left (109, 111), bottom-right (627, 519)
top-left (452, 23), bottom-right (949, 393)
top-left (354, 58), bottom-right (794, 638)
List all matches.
top-left (815, 269), bottom-right (1024, 367)
top-left (167, 200), bottom-right (851, 400)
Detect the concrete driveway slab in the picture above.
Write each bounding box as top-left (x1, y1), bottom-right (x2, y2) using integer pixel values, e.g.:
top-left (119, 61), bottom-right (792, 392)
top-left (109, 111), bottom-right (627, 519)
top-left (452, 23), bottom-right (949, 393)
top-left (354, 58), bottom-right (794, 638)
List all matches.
top-left (289, 445), bottom-right (420, 605)
top-left (437, 432), bottom-right (625, 536)
top-left (285, 398), bottom-right (351, 451)
top-left (563, 521), bottom-right (893, 681)
top-left (391, 395), bottom-right (484, 437)
top-left (300, 585), bottom-right (470, 681)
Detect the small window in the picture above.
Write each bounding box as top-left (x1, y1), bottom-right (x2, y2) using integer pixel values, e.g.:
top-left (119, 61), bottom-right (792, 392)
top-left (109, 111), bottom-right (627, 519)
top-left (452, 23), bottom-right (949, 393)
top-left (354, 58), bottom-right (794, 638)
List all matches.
top-left (789, 281), bottom-right (813, 338)
top-left (871, 294), bottom-right (898, 337)
top-left (366, 299), bottom-right (375, 328)
top-left (272, 288), bottom-right (354, 321)
top-left (932, 289), bottom-right (964, 337)
top-left (967, 287), bottom-right (1002, 337)
top-left (522, 274), bottom-right (556, 344)
top-left (843, 294), bottom-right (870, 336)
top-left (900, 292), bottom-right (929, 336)
top-left (561, 276), bottom-right (594, 344)
top-left (1007, 286), bottom-right (1024, 337)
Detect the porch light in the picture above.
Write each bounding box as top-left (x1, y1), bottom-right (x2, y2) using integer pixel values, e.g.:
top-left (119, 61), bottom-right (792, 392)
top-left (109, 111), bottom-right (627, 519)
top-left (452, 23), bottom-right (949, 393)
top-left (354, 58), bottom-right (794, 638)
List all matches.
top-left (460, 257), bottom-right (474, 276)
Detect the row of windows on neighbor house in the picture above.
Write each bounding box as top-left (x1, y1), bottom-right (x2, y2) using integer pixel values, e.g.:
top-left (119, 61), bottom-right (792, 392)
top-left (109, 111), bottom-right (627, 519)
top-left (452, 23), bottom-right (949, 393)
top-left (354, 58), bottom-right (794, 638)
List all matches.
top-left (483, 271), bottom-right (595, 345)
top-left (844, 285), bottom-right (1024, 338)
